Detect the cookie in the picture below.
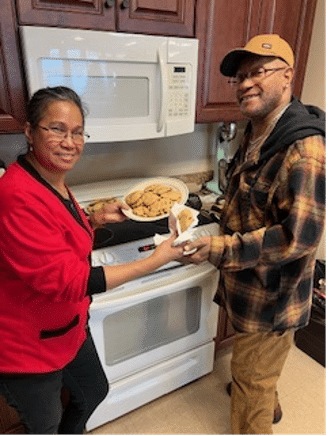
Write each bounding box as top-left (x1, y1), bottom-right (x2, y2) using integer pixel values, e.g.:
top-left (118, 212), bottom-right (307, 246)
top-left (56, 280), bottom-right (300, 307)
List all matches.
top-left (86, 197), bottom-right (120, 214)
top-left (162, 191), bottom-right (182, 202)
top-left (178, 208), bottom-right (194, 232)
top-left (141, 192), bottom-right (159, 207)
top-left (145, 184), bottom-right (172, 195)
top-left (125, 190), bottom-right (143, 206)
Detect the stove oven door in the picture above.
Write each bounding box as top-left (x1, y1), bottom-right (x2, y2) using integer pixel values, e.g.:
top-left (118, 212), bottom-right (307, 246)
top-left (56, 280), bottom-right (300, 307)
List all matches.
top-left (88, 263), bottom-right (219, 383)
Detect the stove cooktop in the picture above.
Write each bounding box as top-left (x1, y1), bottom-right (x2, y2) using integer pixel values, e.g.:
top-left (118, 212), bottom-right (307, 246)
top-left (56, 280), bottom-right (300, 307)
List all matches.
top-left (93, 212), bottom-right (213, 250)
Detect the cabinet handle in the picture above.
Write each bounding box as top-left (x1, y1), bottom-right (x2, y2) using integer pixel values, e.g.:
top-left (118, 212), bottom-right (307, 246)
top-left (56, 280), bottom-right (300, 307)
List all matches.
top-left (120, 0), bottom-right (129, 9)
top-left (104, 0), bottom-right (114, 8)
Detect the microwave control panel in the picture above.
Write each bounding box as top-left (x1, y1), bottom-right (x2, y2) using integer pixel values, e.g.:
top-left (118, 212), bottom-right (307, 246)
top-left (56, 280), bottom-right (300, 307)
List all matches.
top-left (168, 65), bottom-right (192, 118)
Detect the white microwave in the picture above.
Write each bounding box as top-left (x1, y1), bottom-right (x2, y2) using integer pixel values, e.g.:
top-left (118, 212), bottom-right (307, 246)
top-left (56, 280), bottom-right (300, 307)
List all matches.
top-left (20, 26), bottom-right (199, 143)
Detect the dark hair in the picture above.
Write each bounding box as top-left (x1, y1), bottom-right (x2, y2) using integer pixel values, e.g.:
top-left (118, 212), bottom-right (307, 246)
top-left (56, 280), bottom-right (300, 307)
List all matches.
top-left (26, 86), bottom-right (87, 129)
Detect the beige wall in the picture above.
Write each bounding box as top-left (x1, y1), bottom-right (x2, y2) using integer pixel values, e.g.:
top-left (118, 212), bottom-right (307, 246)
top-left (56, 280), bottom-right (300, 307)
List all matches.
top-left (301, 0), bottom-right (326, 259)
top-left (301, 0), bottom-right (326, 110)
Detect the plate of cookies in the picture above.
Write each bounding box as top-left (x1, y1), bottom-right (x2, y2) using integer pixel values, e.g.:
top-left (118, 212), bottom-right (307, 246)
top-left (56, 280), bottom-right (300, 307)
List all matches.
top-left (123, 177), bottom-right (189, 221)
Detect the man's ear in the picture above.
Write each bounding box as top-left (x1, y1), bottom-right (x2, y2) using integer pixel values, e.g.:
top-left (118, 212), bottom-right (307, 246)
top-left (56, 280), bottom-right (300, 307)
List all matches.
top-left (284, 66), bottom-right (294, 87)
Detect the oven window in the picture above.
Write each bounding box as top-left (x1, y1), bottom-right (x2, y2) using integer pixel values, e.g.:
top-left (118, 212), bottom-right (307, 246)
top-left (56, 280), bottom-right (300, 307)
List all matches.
top-left (103, 287), bottom-right (201, 365)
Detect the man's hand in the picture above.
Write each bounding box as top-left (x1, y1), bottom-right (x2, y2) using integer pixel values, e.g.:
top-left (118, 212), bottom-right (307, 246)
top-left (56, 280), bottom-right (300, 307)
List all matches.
top-left (183, 236), bottom-right (212, 264)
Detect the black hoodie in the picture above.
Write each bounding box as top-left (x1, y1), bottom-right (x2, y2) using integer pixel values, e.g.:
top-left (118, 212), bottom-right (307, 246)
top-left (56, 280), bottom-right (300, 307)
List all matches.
top-left (228, 96), bottom-right (325, 176)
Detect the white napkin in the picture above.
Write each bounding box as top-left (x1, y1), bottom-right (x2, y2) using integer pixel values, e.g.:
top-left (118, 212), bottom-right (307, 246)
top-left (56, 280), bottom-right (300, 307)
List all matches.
top-left (153, 203), bottom-right (199, 254)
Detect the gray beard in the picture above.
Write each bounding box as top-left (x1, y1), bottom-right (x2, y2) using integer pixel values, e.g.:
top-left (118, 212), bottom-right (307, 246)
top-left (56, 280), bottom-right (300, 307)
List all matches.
top-left (241, 98), bottom-right (279, 121)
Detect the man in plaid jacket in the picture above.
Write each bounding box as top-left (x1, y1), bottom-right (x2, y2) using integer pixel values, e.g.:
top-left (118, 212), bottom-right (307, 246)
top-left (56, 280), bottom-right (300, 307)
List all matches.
top-left (185, 34), bottom-right (325, 434)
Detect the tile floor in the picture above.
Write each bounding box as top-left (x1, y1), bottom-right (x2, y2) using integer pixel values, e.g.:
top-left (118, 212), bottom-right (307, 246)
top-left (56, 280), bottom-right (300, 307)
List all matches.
top-left (88, 343), bottom-right (325, 435)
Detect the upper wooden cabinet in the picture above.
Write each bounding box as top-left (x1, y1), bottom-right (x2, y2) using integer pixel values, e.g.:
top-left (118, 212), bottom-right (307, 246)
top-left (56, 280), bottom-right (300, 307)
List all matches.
top-left (0, 0), bottom-right (26, 133)
top-left (195, 0), bottom-right (318, 123)
top-left (15, 0), bottom-right (196, 37)
top-left (117, 0), bottom-right (196, 36)
top-left (259, 0), bottom-right (318, 98)
top-left (195, 0), bottom-right (263, 123)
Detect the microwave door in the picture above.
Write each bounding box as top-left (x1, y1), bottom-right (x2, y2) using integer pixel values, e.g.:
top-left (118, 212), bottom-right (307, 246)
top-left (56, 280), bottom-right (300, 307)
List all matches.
top-left (83, 57), bottom-right (166, 142)
top-left (32, 58), bottom-right (165, 142)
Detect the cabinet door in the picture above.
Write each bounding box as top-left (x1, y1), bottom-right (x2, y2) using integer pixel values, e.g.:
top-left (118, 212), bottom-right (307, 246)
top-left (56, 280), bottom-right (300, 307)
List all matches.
top-left (195, 0), bottom-right (263, 123)
top-left (259, 0), bottom-right (318, 97)
top-left (16, 0), bottom-right (116, 31)
top-left (16, 0), bottom-right (195, 37)
top-left (0, 0), bottom-right (26, 133)
top-left (117, 0), bottom-right (195, 37)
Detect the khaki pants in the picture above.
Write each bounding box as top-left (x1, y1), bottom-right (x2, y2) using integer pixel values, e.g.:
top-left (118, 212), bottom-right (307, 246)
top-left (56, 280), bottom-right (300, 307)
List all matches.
top-left (230, 330), bottom-right (294, 434)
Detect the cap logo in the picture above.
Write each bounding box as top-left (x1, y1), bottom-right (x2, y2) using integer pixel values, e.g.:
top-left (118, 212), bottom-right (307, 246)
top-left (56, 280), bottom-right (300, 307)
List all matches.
top-left (262, 43), bottom-right (273, 49)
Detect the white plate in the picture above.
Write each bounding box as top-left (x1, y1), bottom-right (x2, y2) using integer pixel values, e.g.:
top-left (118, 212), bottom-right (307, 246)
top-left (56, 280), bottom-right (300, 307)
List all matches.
top-left (122, 177), bottom-right (189, 222)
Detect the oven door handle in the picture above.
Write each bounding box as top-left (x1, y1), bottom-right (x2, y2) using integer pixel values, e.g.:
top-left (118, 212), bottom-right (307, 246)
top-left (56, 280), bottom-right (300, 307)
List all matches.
top-left (90, 264), bottom-right (218, 312)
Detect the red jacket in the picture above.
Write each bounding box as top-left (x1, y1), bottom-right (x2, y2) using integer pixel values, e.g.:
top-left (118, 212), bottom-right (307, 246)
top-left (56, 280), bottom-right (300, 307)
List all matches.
top-left (0, 161), bottom-right (94, 373)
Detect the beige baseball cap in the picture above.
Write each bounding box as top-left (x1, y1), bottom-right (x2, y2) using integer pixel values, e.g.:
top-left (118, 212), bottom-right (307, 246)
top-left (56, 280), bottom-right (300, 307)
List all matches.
top-left (220, 34), bottom-right (294, 77)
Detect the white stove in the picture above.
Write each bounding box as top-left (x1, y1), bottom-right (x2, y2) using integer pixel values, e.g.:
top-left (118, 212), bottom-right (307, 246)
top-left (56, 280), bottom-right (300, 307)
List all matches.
top-left (71, 179), bottom-right (220, 431)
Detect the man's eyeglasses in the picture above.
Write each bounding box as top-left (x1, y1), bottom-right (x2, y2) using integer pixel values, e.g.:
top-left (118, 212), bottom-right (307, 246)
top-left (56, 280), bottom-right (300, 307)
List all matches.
top-left (37, 125), bottom-right (90, 145)
top-left (228, 67), bottom-right (287, 86)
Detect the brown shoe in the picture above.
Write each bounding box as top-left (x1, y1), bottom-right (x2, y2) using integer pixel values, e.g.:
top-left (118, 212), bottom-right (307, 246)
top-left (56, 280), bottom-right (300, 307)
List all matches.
top-left (272, 403), bottom-right (282, 424)
top-left (226, 381), bottom-right (232, 396)
top-left (225, 382), bottom-right (282, 424)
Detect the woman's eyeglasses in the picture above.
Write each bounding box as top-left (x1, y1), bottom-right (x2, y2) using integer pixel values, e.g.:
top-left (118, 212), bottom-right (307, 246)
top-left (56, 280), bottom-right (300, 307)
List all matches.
top-left (37, 125), bottom-right (90, 145)
top-left (228, 67), bottom-right (287, 86)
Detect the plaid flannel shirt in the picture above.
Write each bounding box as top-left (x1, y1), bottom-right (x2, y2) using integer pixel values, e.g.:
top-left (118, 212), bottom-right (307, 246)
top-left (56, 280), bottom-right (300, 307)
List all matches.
top-left (210, 119), bottom-right (325, 332)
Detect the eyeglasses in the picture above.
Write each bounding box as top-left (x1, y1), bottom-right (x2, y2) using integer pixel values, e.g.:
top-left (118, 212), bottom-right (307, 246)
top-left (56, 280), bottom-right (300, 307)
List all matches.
top-left (37, 125), bottom-right (90, 145)
top-left (228, 67), bottom-right (287, 86)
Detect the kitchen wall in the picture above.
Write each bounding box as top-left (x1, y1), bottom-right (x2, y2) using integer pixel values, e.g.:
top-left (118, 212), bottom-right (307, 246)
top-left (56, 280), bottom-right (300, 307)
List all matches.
top-left (301, 0), bottom-right (325, 259)
top-left (301, 0), bottom-right (325, 111)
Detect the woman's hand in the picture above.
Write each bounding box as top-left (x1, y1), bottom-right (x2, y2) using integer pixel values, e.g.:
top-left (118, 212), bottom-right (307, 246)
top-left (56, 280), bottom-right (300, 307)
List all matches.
top-left (151, 233), bottom-right (186, 265)
top-left (103, 232), bottom-right (187, 289)
top-left (89, 203), bottom-right (130, 229)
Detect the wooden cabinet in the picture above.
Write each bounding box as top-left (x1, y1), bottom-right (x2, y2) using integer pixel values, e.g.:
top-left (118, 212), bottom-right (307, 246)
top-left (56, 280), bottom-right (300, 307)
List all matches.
top-left (15, 0), bottom-right (196, 37)
top-left (0, 0), bottom-right (26, 133)
top-left (0, 395), bottom-right (25, 434)
top-left (259, 0), bottom-right (318, 98)
top-left (116, 0), bottom-right (195, 36)
top-left (195, 0), bottom-right (318, 123)
top-left (195, 0), bottom-right (262, 123)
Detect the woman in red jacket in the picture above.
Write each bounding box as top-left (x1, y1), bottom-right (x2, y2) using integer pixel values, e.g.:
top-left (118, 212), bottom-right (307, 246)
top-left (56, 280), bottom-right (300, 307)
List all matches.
top-left (0, 86), bottom-right (185, 434)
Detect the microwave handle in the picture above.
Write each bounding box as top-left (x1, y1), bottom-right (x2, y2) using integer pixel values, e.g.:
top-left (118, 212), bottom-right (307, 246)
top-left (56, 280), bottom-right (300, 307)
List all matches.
top-left (157, 49), bottom-right (167, 133)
